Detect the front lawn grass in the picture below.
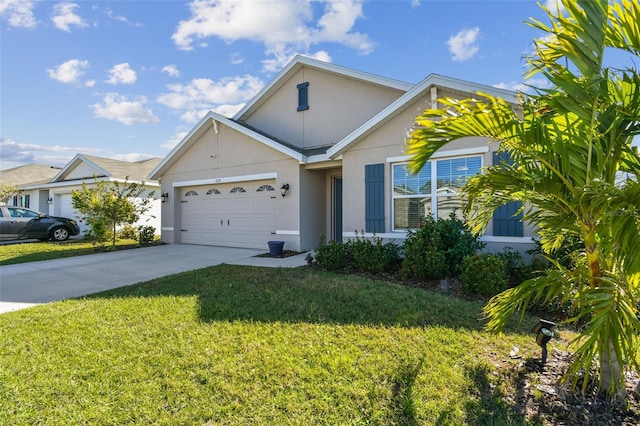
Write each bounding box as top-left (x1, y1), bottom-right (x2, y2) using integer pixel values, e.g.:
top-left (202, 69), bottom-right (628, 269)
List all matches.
top-left (0, 265), bottom-right (542, 425)
top-left (0, 239), bottom-right (157, 266)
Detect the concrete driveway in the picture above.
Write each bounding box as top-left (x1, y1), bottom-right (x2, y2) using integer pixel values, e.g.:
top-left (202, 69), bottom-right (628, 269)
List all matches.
top-left (0, 244), bottom-right (309, 314)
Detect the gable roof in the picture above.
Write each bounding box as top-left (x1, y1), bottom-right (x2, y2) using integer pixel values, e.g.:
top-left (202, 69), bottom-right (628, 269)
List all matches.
top-left (149, 112), bottom-right (307, 180)
top-left (151, 57), bottom-right (520, 178)
top-left (324, 73), bottom-right (519, 159)
top-left (52, 154), bottom-right (162, 183)
top-left (233, 55), bottom-right (413, 122)
top-left (0, 164), bottom-right (62, 186)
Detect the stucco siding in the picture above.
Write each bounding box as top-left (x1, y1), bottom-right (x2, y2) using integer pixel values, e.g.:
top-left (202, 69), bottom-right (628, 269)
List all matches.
top-left (158, 122), bottom-right (304, 250)
top-left (339, 92), bottom-right (535, 248)
top-left (65, 162), bottom-right (104, 180)
top-left (242, 66), bottom-right (406, 149)
top-left (299, 168), bottom-right (326, 250)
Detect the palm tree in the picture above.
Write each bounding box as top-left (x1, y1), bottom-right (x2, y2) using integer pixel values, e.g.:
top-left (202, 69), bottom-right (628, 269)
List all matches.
top-left (406, 0), bottom-right (640, 396)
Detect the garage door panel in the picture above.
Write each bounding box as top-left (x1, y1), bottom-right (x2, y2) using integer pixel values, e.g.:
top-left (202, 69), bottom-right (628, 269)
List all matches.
top-left (180, 181), bottom-right (277, 248)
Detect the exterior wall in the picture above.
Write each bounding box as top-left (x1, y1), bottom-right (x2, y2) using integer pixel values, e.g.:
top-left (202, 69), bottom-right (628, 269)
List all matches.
top-left (46, 183), bottom-right (161, 235)
top-left (242, 66), bottom-right (406, 149)
top-left (64, 162), bottom-right (104, 180)
top-left (299, 167), bottom-right (327, 250)
top-left (158, 122), bottom-right (305, 250)
top-left (340, 93), bottom-right (535, 252)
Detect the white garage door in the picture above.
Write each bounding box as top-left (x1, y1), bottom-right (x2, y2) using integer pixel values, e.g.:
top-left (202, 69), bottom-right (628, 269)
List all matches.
top-left (56, 193), bottom-right (90, 233)
top-left (180, 180), bottom-right (277, 249)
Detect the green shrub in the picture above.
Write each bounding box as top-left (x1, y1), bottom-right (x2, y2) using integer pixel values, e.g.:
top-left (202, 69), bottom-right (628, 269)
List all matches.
top-left (84, 219), bottom-right (112, 249)
top-left (436, 212), bottom-right (485, 277)
top-left (461, 254), bottom-right (508, 297)
top-left (314, 237), bottom-right (352, 272)
top-left (401, 213), bottom-right (483, 281)
top-left (350, 233), bottom-right (401, 274)
top-left (495, 247), bottom-right (533, 286)
top-left (314, 232), bottom-right (401, 274)
top-left (138, 225), bottom-right (156, 245)
top-left (117, 224), bottom-right (138, 240)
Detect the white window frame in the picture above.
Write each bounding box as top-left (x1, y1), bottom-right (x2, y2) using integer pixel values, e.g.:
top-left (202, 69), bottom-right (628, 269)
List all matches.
top-left (390, 154), bottom-right (483, 231)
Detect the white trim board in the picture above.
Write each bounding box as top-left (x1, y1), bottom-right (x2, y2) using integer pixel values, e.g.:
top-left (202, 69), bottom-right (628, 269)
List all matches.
top-left (386, 146), bottom-right (490, 163)
top-left (173, 172), bottom-right (278, 188)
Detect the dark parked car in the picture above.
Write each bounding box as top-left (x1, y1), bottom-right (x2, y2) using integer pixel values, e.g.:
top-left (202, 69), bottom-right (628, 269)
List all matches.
top-left (0, 205), bottom-right (81, 241)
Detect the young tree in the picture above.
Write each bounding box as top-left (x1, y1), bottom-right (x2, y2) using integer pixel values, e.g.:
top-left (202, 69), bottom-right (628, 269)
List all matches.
top-left (0, 183), bottom-right (21, 204)
top-left (72, 177), bottom-right (155, 250)
top-left (406, 0), bottom-right (640, 396)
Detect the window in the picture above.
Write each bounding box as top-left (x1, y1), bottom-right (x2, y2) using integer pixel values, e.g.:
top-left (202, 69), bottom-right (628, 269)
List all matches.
top-left (185, 190), bottom-right (198, 196)
top-left (297, 82), bottom-right (309, 111)
top-left (12, 195), bottom-right (29, 208)
top-left (206, 188), bottom-right (221, 195)
top-left (257, 185), bottom-right (275, 192)
top-left (393, 163), bottom-right (431, 229)
top-left (230, 187), bottom-right (246, 193)
top-left (392, 156), bottom-right (482, 230)
top-left (8, 207), bottom-right (39, 218)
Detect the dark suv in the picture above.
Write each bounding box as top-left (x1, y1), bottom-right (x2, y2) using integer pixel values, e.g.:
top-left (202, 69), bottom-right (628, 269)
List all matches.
top-left (0, 206), bottom-right (81, 241)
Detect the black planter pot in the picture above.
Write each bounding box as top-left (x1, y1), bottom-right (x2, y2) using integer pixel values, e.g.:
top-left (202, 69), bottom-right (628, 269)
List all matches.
top-left (268, 241), bottom-right (285, 256)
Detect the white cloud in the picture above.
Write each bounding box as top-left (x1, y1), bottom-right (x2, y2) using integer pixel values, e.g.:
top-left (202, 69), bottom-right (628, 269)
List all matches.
top-left (103, 6), bottom-right (143, 27)
top-left (51, 2), bottom-right (88, 32)
top-left (179, 109), bottom-right (211, 124)
top-left (230, 53), bottom-right (244, 65)
top-left (0, 138), bottom-right (98, 168)
top-left (111, 152), bottom-right (157, 162)
top-left (172, 0), bottom-right (373, 69)
top-left (161, 130), bottom-right (189, 150)
top-left (493, 81), bottom-right (529, 93)
top-left (106, 63), bottom-right (137, 85)
top-left (262, 49), bottom-right (331, 73)
top-left (494, 77), bottom-right (553, 93)
top-left (162, 65), bottom-right (180, 78)
top-left (544, 0), bottom-right (566, 14)
top-left (47, 59), bottom-right (90, 85)
top-left (157, 75), bottom-right (263, 119)
top-left (446, 27), bottom-right (480, 61)
top-left (92, 93), bottom-right (159, 125)
top-left (0, 0), bottom-right (37, 28)
top-left (212, 104), bottom-right (244, 118)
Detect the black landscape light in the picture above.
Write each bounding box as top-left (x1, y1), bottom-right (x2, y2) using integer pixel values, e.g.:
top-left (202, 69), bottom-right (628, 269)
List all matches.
top-left (533, 319), bottom-right (555, 364)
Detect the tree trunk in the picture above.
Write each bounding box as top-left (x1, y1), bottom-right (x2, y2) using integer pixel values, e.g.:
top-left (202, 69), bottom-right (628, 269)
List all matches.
top-left (601, 340), bottom-right (626, 399)
top-left (583, 223), bottom-right (624, 396)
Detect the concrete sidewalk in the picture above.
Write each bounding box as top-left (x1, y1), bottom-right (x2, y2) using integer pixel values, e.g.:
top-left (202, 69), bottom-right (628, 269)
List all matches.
top-left (0, 244), bottom-right (309, 314)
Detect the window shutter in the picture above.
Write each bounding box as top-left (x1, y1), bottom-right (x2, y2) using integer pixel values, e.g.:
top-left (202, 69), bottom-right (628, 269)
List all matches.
top-left (297, 82), bottom-right (309, 111)
top-left (492, 152), bottom-right (523, 237)
top-left (365, 163), bottom-right (385, 233)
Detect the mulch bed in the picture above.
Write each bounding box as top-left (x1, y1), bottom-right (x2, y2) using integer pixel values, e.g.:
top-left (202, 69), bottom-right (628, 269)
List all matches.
top-left (255, 250), bottom-right (304, 259)
top-left (497, 346), bottom-right (640, 425)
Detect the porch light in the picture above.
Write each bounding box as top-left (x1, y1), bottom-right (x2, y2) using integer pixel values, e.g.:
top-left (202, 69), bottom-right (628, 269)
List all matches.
top-left (280, 183), bottom-right (290, 198)
top-left (533, 319), bottom-right (555, 364)
top-left (47, 197), bottom-right (53, 204)
top-left (161, 193), bottom-right (169, 203)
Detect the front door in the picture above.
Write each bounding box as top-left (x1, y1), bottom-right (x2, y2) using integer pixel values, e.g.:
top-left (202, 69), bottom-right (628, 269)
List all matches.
top-left (333, 177), bottom-right (343, 242)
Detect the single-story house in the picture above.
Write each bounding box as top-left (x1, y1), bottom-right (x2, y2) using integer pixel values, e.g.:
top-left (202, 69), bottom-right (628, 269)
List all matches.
top-left (1, 155), bottom-right (162, 235)
top-left (149, 56), bottom-right (534, 253)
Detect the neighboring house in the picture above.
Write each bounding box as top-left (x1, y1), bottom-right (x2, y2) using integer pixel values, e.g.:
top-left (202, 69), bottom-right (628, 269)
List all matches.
top-left (0, 164), bottom-right (62, 206)
top-left (1, 155), bottom-right (162, 235)
top-left (150, 56), bottom-right (534, 253)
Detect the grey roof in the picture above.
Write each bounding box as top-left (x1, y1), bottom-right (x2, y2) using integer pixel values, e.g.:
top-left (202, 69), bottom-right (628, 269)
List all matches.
top-left (0, 164), bottom-right (62, 186)
top-left (54, 155), bottom-right (162, 183)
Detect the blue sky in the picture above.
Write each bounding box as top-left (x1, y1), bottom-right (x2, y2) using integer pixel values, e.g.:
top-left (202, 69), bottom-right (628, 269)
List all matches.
top-left (0, 0), bottom-right (574, 169)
